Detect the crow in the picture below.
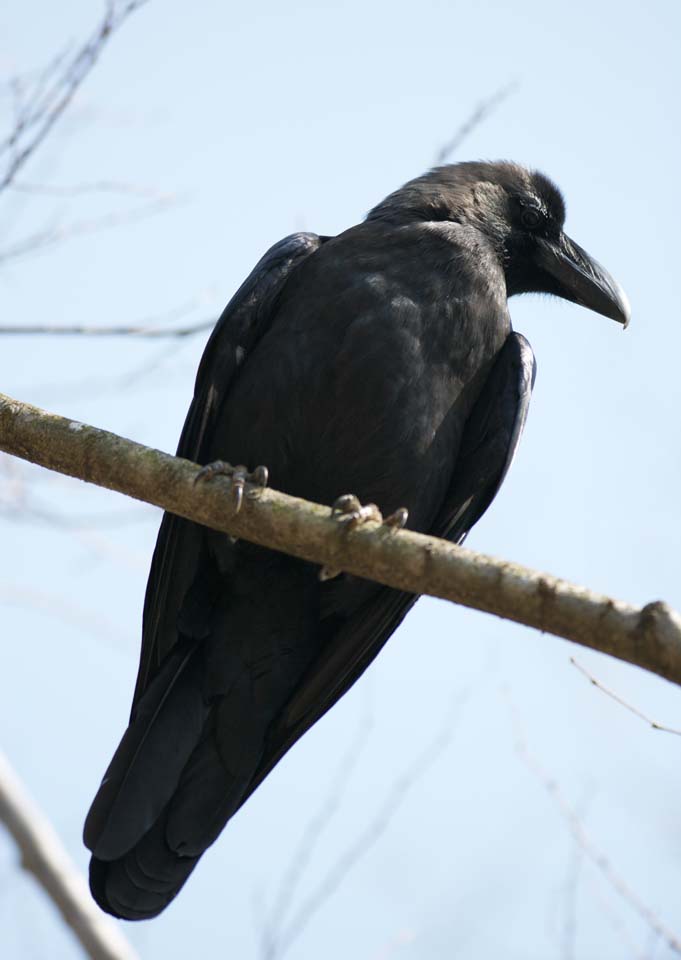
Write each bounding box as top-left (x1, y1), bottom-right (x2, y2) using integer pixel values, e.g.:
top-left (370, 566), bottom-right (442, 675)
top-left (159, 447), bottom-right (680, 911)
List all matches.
top-left (84, 161), bottom-right (629, 919)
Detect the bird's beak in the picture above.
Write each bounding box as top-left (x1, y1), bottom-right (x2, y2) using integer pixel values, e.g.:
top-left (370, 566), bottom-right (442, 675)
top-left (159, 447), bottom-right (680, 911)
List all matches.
top-left (535, 233), bottom-right (631, 328)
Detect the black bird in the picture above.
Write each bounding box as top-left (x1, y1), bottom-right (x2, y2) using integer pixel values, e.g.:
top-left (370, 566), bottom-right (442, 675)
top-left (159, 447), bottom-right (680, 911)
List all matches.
top-left (84, 161), bottom-right (629, 919)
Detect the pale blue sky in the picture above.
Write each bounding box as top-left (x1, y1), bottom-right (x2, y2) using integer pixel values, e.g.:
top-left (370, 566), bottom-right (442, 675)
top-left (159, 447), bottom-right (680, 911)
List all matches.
top-left (1, 1), bottom-right (680, 958)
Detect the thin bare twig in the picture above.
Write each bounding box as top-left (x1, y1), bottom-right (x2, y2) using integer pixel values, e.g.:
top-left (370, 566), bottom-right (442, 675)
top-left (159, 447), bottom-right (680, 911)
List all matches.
top-left (571, 658), bottom-right (681, 737)
top-left (560, 790), bottom-right (590, 960)
top-left (435, 81), bottom-right (519, 164)
top-left (0, 195), bottom-right (177, 264)
top-left (13, 342), bottom-right (194, 406)
top-left (506, 692), bottom-right (681, 955)
top-left (0, 84), bottom-right (516, 338)
top-left (0, 498), bottom-right (154, 529)
top-left (0, 584), bottom-right (120, 645)
top-left (583, 870), bottom-right (649, 960)
top-left (0, 299), bottom-right (211, 341)
top-left (260, 695), bottom-right (375, 958)
top-left (9, 179), bottom-right (175, 200)
top-left (0, 318), bottom-right (214, 338)
top-left (1, 48), bottom-right (72, 154)
top-left (267, 687), bottom-right (471, 959)
top-left (0, 751), bottom-right (139, 960)
top-left (0, 1), bottom-right (148, 193)
top-left (0, 452), bottom-right (155, 528)
top-left (562, 830), bottom-right (583, 960)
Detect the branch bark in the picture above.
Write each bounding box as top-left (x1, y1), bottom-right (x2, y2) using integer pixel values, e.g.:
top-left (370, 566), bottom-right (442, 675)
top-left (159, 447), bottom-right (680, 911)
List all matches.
top-left (0, 751), bottom-right (139, 960)
top-left (1, 390), bottom-right (680, 686)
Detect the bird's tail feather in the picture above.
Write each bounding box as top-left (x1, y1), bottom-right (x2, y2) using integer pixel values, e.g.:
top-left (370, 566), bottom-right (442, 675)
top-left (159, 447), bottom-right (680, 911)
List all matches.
top-left (83, 642), bottom-right (207, 861)
top-left (84, 645), bottom-right (262, 920)
top-left (89, 814), bottom-right (199, 920)
top-left (88, 739), bottom-right (257, 919)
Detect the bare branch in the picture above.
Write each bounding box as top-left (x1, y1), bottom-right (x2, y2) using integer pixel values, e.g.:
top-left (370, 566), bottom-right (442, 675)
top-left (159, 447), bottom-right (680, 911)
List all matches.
top-left (561, 793), bottom-right (587, 960)
top-left (0, 298), bottom-right (212, 339)
top-left (0, 195), bottom-right (177, 265)
top-left (268, 689), bottom-right (469, 959)
top-left (0, 583), bottom-right (121, 644)
top-left (571, 657), bottom-right (681, 736)
top-left (260, 698), bottom-right (375, 958)
top-left (1, 390), bottom-right (681, 687)
top-left (435, 81), bottom-right (519, 164)
top-left (0, 1), bottom-right (148, 193)
top-left (0, 82), bottom-right (515, 336)
top-left (506, 694), bottom-right (681, 955)
top-left (0, 751), bottom-right (139, 960)
top-left (0, 499), bottom-right (154, 529)
top-left (9, 179), bottom-right (175, 200)
top-left (1, 48), bottom-right (73, 157)
top-left (0, 318), bottom-right (214, 338)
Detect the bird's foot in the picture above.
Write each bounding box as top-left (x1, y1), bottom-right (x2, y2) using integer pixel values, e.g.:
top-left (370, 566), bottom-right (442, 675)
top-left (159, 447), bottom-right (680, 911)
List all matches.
top-left (193, 460), bottom-right (269, 514)
top-left (330, 494), bottom-right (409, 530)
top-left (330, 493), bottom-right (383, 528)
top-left (319, 495), bottom-right (409, 580)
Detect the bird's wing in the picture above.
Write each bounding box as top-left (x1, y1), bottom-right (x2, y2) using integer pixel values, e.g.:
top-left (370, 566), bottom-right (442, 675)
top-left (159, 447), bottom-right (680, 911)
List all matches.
top-left (245, 331), bottom-right (536, 799)
top-left (132, 232), bottom-right (325, 710)
top-left (435, 330), bottom-right (536, 544)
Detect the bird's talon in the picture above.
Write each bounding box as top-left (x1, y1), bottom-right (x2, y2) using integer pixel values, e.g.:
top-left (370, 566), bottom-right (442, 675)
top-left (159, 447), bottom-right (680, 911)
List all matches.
top-left (194, 460), bottom-right (232, 486)
top-left (331, 494), bottom-right (361, 517)
top-left (194, 460), bottom-right (269, 514)
top-left (330, 494), bottom-right (384, 528)
top-left (231, 476), bottom-right (245, 513)
top-left (360, 503), bottom-right (383, 524)
top-left (383, 507), bottom-right (408, 530)
top-left (245, 465), bottom-right (269, 500)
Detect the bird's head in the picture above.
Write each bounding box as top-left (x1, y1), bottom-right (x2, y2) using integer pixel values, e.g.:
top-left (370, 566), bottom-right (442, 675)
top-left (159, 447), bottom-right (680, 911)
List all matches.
top-left (367, 161), bottom-right (630, 327)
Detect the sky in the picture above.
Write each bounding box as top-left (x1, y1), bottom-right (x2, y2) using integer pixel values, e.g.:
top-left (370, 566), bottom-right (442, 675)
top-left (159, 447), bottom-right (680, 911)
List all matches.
top-left (1, 0), bottom-right (680, 958)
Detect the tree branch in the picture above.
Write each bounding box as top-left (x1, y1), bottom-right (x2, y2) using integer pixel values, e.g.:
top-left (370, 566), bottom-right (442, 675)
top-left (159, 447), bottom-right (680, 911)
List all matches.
top-left (0, 318), bottom-right (214, 337)
top-left (505, 695), bottom-right (681, 955)
top-left (0, 751), bottom-right (139, 960)
top-left (434, 81), bottom-right (519, 164)
top-left (0, 195), bottom-right (178, 266)
top-left (0, 1), bottom-right (148, 194)
top-left (1, 390), bottom-right (680, 686)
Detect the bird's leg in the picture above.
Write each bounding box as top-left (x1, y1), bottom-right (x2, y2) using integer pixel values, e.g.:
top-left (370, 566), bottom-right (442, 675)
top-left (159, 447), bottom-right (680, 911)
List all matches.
top-left (320, 495), bottom-right (409, 580)
top-left (194, 460), bottom-right (269, 514)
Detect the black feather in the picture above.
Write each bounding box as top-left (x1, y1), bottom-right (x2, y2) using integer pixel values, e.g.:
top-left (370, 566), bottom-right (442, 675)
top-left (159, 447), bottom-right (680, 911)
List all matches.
top-left (84, 161), bottom-right (625, 919)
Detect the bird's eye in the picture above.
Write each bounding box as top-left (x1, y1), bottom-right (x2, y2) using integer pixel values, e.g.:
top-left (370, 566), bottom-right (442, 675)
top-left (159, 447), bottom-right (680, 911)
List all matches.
top-left (520, 206), bottom-right (544, 230)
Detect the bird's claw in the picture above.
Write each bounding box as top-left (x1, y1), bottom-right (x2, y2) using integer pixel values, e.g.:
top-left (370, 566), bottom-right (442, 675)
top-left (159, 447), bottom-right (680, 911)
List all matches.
top-left (330, 495), bottom-right (409, 531)
top-left (245, 464), bottom-right (269, 498)
top-left (330, 493), bottom-right (383, 528)
top-left (383, 506), bottom-right (409, 530)
top-left (320, 495), bottom-right (408, 580)
top-left (194, 460), bottom-right (269, 514)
